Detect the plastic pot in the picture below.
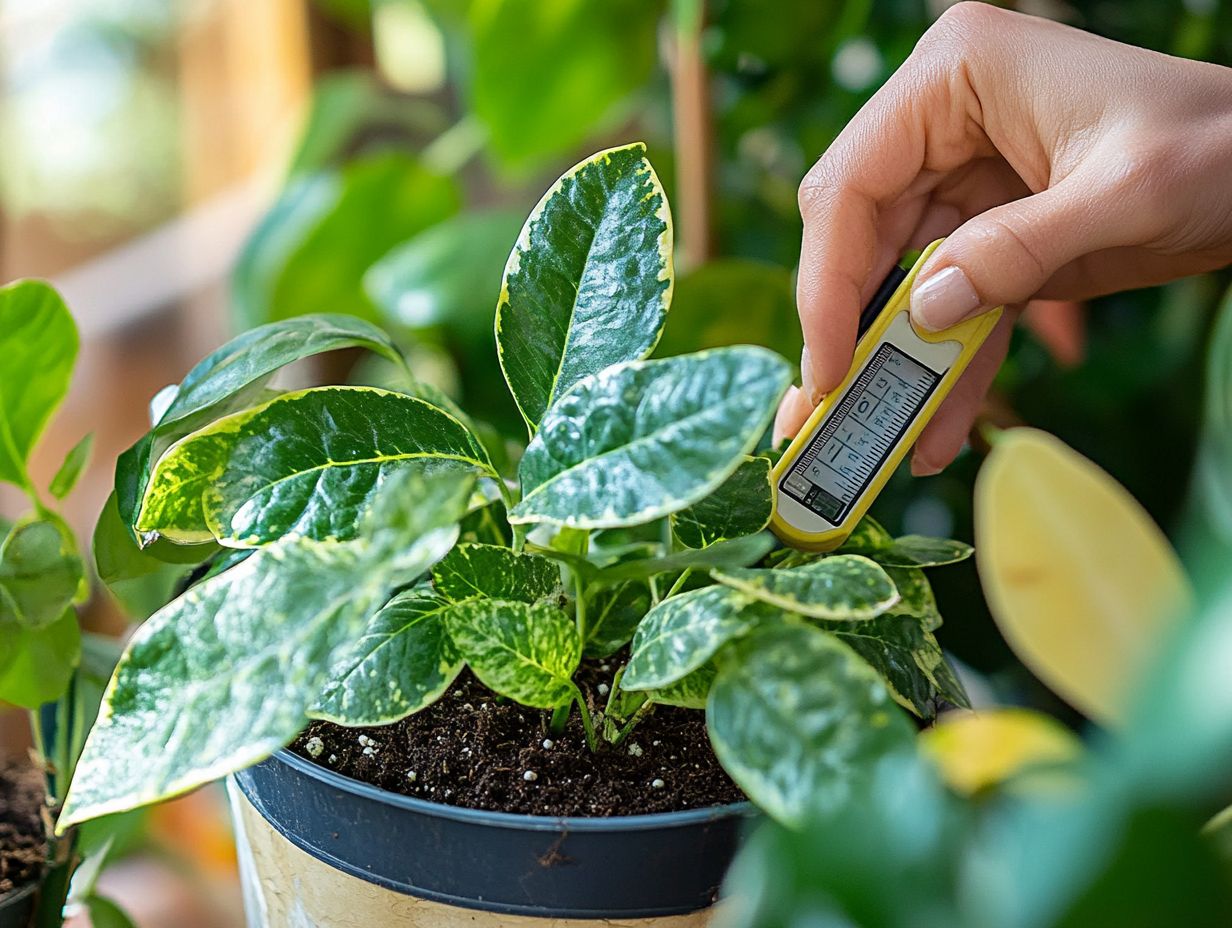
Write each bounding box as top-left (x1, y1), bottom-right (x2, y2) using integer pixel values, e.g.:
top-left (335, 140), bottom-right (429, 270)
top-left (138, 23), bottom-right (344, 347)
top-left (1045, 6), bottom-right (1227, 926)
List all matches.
top-left (230, 749), bottom-right (753, 927)
top-left (0, 883), bottom-right (36, 928)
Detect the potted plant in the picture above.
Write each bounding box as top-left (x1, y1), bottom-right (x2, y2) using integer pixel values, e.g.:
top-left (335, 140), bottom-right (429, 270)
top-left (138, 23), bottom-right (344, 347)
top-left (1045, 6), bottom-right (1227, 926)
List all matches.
top-left (60, 144), bottom-right (973, 925)
top-left (0, 282), bottom-right (133, 927)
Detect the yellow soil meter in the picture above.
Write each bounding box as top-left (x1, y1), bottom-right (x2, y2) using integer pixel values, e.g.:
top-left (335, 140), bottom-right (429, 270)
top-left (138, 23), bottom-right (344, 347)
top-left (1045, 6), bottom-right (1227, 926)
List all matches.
top-left (771, 239), bottom-right (1002, 551)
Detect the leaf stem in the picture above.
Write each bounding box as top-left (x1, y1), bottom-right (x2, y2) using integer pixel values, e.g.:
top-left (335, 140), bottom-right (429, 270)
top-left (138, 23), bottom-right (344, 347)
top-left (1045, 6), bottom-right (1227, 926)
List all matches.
top-left (574, 571), bottom-right (589, 642)
top-left (570, 684), bottom-right (599, 753)
top-left (664, 568), bottom-right (693, 599)
top-left (549, 702), bottom-right (571, 735)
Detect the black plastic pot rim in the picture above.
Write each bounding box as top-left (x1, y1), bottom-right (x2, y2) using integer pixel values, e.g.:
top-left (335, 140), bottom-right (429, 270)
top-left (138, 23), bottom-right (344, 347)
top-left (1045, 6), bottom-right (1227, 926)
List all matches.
top-left (269, 747), bottom-right (754, 830)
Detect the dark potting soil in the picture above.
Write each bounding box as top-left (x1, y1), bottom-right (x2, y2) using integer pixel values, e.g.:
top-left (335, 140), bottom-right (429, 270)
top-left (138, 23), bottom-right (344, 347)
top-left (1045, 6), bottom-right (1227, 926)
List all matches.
top-left (291, 663), bottom-right (745, 817)
top-left (0, 761), bottom-right (46, 898)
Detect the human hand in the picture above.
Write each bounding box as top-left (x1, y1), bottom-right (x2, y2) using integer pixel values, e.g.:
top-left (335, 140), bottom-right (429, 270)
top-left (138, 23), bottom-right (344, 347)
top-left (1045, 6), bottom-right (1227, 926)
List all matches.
top-left (777, 2), bottom-right (1232, 474)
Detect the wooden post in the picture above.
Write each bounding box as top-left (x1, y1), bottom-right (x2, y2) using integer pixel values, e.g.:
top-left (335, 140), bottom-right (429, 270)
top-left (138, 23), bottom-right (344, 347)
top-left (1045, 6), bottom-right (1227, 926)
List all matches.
top-left (668, 0), bottom-right (714, 272)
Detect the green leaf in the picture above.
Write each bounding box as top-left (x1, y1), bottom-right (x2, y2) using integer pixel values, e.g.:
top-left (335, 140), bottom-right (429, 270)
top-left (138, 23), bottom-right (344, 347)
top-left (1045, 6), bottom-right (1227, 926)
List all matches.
top-left (458, 493), bottom-right (511, 546)
top-left (823, 612), bottom-right (969, 718)
top-left (648, 662), bottom-right (716, 710)
top-left (513, 348), bottom-right (791, 528)
top-left (59, 469), bottom-right (470, 829)
top-left (444, 599), bottom-right (580, 708)
top-left (836, 515), bottom-right (893, 556)
top-left (584, 580), bottom-right (651, 658)
top-left (496, 143), bottom-right (673, 430)
top-left (311, 587), bottom-right (464, 725)
top-left (623, 585), bottom-right (769, 691)
top-left (50, 433), bottom-right (93, 500)
top-left (672, 456), bottom-right (773, 548)
top-left (0, 521), bottom-right (84, 630)
top-left (366, 209), bottom-right (524, 345)
top-left (137, 387), bottom-right (493, 545)
top-left (431, 543), bottom-right (560, 603)
top-left (655, 259), bottom-right (801, 364)
top-left (117, 314), bottom-right (405, 537)
top-left (0, 607), bottom-right (80, 709)
top-left (713, 555), bottom-right (898, 621)
top-left (0, 281), bottom-right (78, 489)
top-left (85, 897), bottom-right (137, 928)
top-left (94, 493), bottom-right (218, 585)
top-left (232, 151), bottom-right (459, 329)
top-left (596, 533), bottom-right (777, 583)
top-left (707, 622), bottom-right (914, 828)
top-left (468, 3), bottom-right (658, 171)
top-left (886, 566), bottom-right (942, 631)
top-left (874, 536), bottom-right (974, 568)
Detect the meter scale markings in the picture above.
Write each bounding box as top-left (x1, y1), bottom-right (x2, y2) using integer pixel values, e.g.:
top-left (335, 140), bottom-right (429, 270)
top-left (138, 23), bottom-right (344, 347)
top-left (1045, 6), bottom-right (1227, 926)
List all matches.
top-left (781, 344), bottom-right (940, 524)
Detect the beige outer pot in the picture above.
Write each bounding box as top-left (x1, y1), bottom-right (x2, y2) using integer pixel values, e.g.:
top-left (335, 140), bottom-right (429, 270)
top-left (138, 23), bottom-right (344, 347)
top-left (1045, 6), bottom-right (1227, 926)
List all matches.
top-left (228, 753), bottom-right (750, 927)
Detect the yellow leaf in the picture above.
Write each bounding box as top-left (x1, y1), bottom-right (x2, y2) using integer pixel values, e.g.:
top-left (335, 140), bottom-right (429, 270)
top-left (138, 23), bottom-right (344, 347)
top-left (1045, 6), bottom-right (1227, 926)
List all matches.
top-left (920, 708), bottom-right (1081, 795)
top-left (975, 428), bottom-right (1192, 725)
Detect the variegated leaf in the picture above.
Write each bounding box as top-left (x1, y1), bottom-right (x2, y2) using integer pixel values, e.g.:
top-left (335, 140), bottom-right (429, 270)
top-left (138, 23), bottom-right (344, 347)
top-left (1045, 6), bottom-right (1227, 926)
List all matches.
top-left (431, 543), bottom-right (560, 603)
top-left (583, 580), bottom-right (651, 658)
top-left (496, 143), bottom-right (672, 431)
top-left (648, 662), bottom-right (716, 710)
top-left (60, 468), bottom-right (471, 829)
top-left (707, 622), bottom-right (914, 828)
top-left (712, 555), bottom-right (898, 621)
top-left (137, 387), bottom-right (493, 546)
top-left (444, 600), bottom-right (580, 708)
top-left (886, 566), bottom-right (942, 631)
top-left (513, 348), bottom-right (791, 528)
top-left (623, 585), bottom-right (772, 691)
top-left (875, 536), bottom-right (973, 568)
top-left (311, 587), bottom-right (464, 725)
top-left (671, 456), bottom-right (773, 548)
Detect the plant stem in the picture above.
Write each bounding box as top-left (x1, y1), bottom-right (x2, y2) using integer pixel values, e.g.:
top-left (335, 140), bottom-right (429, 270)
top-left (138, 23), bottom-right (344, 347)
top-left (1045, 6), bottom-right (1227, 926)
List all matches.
top-left (610, 700), bottom-right (656, 748)
top-left (574, 571), bottom-right (589, 642)
top-left (664, 568), bottom-right (693, 599)
top-left (570, 684), bottom-right (599, 753)
top-left (549, 702), bottom-right (571, 735)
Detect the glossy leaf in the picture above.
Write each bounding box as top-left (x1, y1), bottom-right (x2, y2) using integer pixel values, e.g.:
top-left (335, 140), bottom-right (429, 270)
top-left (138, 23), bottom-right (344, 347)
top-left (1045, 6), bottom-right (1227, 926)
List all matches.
top-left (513, 348), bottom-right (791, 528)
top-left (648, 662), bottom-right (716, 710)
top-left (444, 599), bottom-right (580, 708)
top-left (51, 433), bottom-right (94, 500)
top-left (59, 469), bottom-right (470, 829)
top-left (655, 259), bottom-right (801, 364)
top-left (594, 533), bottom-right (776, 584)
top-left (116, 314), bottom-right (406, 537)
top-left (707, 622), bottom-right (914, 828)
top-left (875, 535), bottom-right (974, 568)
top-left (0, 281), bottom-right (78, 488)
top-left (0, 607), bottom-right (80, 709)
top-left (431, 543), bottom-right (560, 603)
top-left (623, 585), bottom-right (769, 691)
top-left (836, 515), bottom-right (893, 556)
top-left (823, 612), bottom-right (970, 718)
top-left (311, 587), bottom-right (464, 725)
top-left (366, 209), bottom-right (524, 344)
top-left (713, 555), bottom-right (898, 621)
top-left (458, 494), bottom-right (511, 547)
top-left (887, 566), bottom-right (942, 631)
top-left (583, 580), bottom-right (651, 658)
top-left (975, 428), bottom-right (1191, 725)
top-left (469, 3), bottom-right (658, 171)
top-left (671, 456), bottom-right (773, 548)
top-left (0, 521), bottom-right (84, 630)
top-left (137, 387), bottom-right (493, 545)
top-left (233, 151), bottom-right (459, 329)
top-left (496, 143), bottom-right (673, 430)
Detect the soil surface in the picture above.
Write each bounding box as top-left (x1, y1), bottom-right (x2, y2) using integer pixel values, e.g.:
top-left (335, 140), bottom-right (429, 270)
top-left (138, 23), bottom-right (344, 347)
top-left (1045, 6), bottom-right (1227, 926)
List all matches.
top-left (0, 761), bottom-right (46, 898)
top-left (292, 662), bottom-right (745, 817)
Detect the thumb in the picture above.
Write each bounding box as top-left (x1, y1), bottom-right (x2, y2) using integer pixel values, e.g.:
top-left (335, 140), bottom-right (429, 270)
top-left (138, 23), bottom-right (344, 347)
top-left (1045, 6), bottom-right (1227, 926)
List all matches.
top-left (909, 182), bottom-right (1119, 332)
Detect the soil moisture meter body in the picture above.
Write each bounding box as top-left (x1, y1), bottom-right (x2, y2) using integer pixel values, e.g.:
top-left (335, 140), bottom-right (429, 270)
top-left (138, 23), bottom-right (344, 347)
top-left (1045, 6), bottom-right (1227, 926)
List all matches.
top-left (771, 240), bottom-right (1002, 551)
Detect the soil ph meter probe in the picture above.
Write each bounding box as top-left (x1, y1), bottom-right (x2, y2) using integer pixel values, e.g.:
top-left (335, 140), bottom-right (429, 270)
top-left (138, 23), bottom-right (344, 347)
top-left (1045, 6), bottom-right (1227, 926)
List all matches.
top-left (771, 239), bottom-right (1002, 551)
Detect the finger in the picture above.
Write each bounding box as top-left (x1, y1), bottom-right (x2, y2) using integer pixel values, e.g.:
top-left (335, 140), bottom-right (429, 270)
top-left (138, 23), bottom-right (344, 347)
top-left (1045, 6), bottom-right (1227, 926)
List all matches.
top-left (1022, 299), bottom-right (1085, 367)
top-left (774, 385), bottom-right (813, 446)
top-left (910, 308), bottom-right (1017, 476)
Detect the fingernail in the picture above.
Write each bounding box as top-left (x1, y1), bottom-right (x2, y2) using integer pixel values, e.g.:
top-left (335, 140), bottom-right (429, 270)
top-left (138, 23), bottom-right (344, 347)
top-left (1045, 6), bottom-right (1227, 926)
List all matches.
top-left (800, 346), bottom-right (821, 405)
top-left (911, 265), bottom-right (981, 332)
top-left (911, 453), bottom-right (942, 477)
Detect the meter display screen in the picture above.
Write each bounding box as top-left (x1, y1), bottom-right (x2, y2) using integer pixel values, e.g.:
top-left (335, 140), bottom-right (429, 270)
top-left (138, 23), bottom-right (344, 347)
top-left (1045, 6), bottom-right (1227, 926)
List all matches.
top-left (780, 344), bottom-right (941, 524)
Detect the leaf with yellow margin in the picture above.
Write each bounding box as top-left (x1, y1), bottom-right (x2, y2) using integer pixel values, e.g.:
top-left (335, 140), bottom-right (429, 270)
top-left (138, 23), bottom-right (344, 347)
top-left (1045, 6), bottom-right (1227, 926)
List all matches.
top-left (920, 708), bottom-right (1081, 795)
top-left (974, 429), bottom-right (1192, 725)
